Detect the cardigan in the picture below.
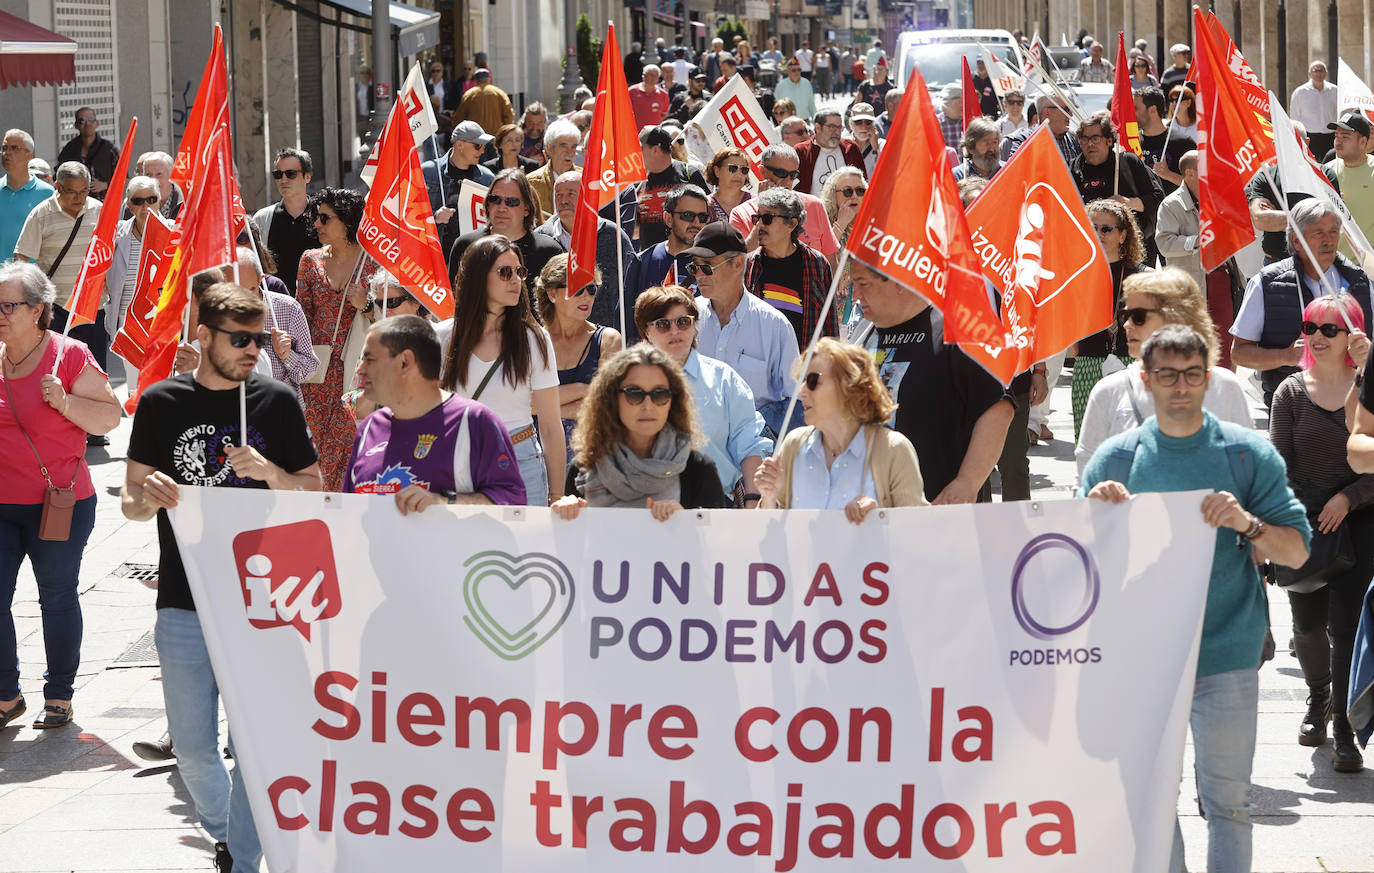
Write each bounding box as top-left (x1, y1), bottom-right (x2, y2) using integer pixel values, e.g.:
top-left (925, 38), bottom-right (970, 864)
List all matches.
top-left (771, 424), bottom-right (929, 509)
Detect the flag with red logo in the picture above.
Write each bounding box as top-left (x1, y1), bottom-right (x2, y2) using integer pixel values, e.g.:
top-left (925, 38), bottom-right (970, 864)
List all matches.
top-left (123, 248), bottom-right (188, 414)
top-left (962, 125), bottom-right (1114, 383)
top-left (961, 56), bottom-right (979, 127)
top-left (1193, 6), bottom-right (1268, 270)
top-left (171, 25), bottom-right (228, 201)
top-left (570, 23), bottom-right (646, 296)
top-left (1027, 30), bottom-right (1048, 75)
top-left (178, 126), bottom-right (239, 278)
top-left (1110, 33), bottom-right (1141, 156)
top-left (358, 101), bottom-right (454, 319)
top-left (1205, 12), bottom-right (1275, 151)
top-left (62, 118), bottom-right (138, 326)
top-left (111, 212), bottom-right (178, 369)
top-left (361, 62), bottom-right (437, 188)
top-left (845, 70), bottom-right (988, 357)
top-left (683, 74), bottom-right (779, 184)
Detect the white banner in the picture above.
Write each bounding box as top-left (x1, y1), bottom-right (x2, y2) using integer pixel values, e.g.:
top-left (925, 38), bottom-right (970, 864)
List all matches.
top-left (1338, 58), bottom-right (1374, 119)
top-left (456, 180), bottom-right (489, 236)
top-left (361, 63), bottom-right (440, 188)
top-left (980, 44), bottom-right (1025, 98)
top-left (170, 489), bottom-right (1213, 873)
top-left (685, 75), bottom-right (779, 186)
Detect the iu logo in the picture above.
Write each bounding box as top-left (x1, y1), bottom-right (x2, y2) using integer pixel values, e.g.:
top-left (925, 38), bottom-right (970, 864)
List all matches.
top-left (232, 520), bottom-right (342, 641)
top-left (1017, 182), bottom-right (1098, 308)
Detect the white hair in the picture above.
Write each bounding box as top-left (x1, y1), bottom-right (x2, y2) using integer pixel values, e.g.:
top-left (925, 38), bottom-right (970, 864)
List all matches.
top-left (125, 174), bottom-right (159, 197)
top-left (3, 129), bottom-right (34, 152)
top-left (544, 118), bottom-right (581, 153)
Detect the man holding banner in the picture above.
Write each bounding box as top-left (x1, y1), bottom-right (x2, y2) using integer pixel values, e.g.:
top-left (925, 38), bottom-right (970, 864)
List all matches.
top-left (122, 285), bottom-right (323, 873)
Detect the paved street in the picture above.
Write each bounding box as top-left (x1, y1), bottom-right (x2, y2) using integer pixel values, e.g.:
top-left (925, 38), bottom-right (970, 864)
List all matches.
top-left (1, 366), bottom-right (1372, 872)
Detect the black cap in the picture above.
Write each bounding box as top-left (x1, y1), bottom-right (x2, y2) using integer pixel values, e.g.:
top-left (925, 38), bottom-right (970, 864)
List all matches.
top-left (689, 66), bottom-right (706, 80)
top-left (683, 222), bottom-right (747, 259)
top-left (1329, 110), bottom-right (1372, 137)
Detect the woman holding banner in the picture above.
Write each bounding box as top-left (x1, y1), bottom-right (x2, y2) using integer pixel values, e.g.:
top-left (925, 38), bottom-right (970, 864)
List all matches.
top-left (0, 262), bottom-right (120, 730)
top-left (440, 235), bottom-right (564, 505)
top-left (705, 147), bottom-right (754, 224)
top-left (754, 337), bottom-right (926, 521)
top-left (295, 187), bottom-right (380, 490)
top-left (554, 345), bottom-right (727, 520)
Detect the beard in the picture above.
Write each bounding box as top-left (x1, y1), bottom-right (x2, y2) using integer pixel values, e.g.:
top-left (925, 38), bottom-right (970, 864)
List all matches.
top-left (971, 151), bottom-right (999, 174)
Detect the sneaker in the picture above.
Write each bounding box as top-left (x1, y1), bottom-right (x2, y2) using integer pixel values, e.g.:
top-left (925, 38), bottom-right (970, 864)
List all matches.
top-left (132, 732), bottom-right (174, 762)
top-left (213, 842), bottom-right (233, 873)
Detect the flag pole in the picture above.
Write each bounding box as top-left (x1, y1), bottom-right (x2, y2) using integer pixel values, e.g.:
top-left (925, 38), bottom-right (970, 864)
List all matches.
top-left (1276, 199), bottom-right (1358, 332)
top-left (615, 179), bottom-right (626, 339)
top-left (432, 132), bottom-right (447, 209)
top-left (1113, 147), bottom-right (1120, 198)
top-left (777, 249), bottom-right (850, 445)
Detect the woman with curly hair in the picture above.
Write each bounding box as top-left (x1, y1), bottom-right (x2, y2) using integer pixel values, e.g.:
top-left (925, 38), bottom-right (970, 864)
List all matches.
top-left (553, 345), bottom-right (728, 521)
top-left (705, 147), bottom-right (754, 223)
top-left (1069, 199), bottom-right (1150, 440)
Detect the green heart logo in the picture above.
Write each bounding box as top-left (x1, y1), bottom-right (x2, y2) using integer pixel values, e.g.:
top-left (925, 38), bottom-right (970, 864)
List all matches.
top-left (462, 551), bottom-right (576, 660)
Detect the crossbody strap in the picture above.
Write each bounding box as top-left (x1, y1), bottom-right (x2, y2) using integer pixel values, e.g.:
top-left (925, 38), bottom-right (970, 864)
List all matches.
top-left (328, 250), bottom-right (367, 346)
top-left (2, 362), bottom-right (69, 489)
top-left (469, 355), bottom-right (503, 402)
top-left (46, 214), bottom-right (86, 279)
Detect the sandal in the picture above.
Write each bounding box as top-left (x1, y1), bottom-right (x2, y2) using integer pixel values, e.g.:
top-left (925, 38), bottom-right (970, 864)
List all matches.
top-left (32, 703), bottom-right (73, 730)
top-left (0, 697), bottom-right (25, 729)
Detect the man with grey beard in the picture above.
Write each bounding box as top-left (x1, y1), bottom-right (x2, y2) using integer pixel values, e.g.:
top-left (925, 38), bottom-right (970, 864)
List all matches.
top-left (953, 118), bottom-right (1002, 183)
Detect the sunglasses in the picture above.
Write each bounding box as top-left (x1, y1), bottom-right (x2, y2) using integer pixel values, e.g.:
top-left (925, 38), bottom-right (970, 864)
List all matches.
top-left (687, 259), bottom-right (732, 276)
top-left (803, 371), bottom-right (823, 391)
top-left (838, 186), bottom-right (867, 198)
top-left (1092, 223), bottom-right (1120, 234)
top-left (315, 212), bottom-right (335, 224)
top-left (129, 195), bottom-right (159, 206)
top-left (1004, 99), bottom-right (1025, 105)
top-left (207, 324), bottom-right (272, 349)
top-left (1301, 321), bottom-right (1349, 338)
top-left (1148, 366), bottom-right (1207, 387)
top-left (721, 163), bottom-right (749, 174)
top-left (272, 169), bottom-right (302, 180)
top-left (852, 118), bottom-right (875, 126)
top-left (381, 294), bottom-right (412, 309)
top-left (650, 315), bottom-right (696, 332)
top-left (551, 284), bottom-right (594, 298)
top-left (495, 265), bottom-right (529, 281)
top-left (674, 210), bottom-right (711, 224)
top-left (75, 117), bottom-right (96, 126)
top-left (619, 385), bottom-right (674, 406)
top-left (1122, 307), bottom-right (1160, 325)
top-left (487, 195), bottom-right (524, 207)
top-left (763, 164), bottom-right (800, 180)
top-left (751, 212), bottom-right (793, 226)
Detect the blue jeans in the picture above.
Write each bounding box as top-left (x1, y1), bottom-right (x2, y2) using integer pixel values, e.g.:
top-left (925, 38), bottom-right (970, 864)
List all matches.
top-left (514, 430), bottom-right (548, 506)
top-left (0, 496), bottom-right (96, 701)
top-left (1170, 668), bottom-right (1258, 873)
top-left (155, 608), bottom-right (261, 873)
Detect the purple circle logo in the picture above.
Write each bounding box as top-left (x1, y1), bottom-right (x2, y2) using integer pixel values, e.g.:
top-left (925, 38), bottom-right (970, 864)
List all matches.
top-left (1011, 533), bottom-right (1100, 639)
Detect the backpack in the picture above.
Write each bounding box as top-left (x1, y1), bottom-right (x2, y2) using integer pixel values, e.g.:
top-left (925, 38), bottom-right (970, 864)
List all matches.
top-left (1099, 423), bottom-right (1257, 507)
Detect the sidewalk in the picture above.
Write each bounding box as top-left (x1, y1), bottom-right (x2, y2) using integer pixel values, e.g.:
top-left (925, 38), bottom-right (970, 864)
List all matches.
top-left (0, 369), bottom-right (1371, 872)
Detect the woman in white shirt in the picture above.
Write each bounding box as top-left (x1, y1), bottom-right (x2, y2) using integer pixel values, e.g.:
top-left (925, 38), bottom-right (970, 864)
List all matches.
top-left (103, 176), bottom-right (162, 370)
top-left (1075, 267), bottom-right (1253, 477)
top-left (439, 235), bottom-right (565, 505)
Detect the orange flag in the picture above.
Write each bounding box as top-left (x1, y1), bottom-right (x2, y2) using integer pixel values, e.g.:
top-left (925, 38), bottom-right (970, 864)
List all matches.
top-left (962, 125), bottom-right (1115, 383)
top-left (1193, 6), bottom-right (1266, 270)
top-left (171, 25), bottom-right (228, 201)
top-left (358, 101), bottom-right (454, 319)
top-left (1110, 33), bottom-right (1141, 156)
top-left (1205, 11), bottom-right (1275, 153)
top-left (111, 213), bottom-right (178, 370)
top-left (63, 118), bottom-right (138, 326)
top-left (179, 126), bottom-right (238, 278)
top-left (124, 248), bottom-right (188, 414)
top-left (961, 56), bottom-right (979, 127)
top-left (845, 70), bottom-right (987, 344)
top-left (569, 23), bottom-right (646, 296)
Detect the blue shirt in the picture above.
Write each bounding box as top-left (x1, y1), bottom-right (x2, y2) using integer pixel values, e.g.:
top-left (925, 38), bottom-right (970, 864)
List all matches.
top-left (790, 426), bottom-right (878, 510)
top-left (0, 175), bottom-right (54, 259)
top-left (696, 290), bottom-right (799, 410)
top-left (682, 350), bottom-right (773, 491)
top-left (1080, 412), bottom-right (1310, 676)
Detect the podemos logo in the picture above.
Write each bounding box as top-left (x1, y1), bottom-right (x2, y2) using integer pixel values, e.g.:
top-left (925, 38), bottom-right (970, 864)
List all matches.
top-left (462, 551), bottom-right (575, 660)
top-left (1008, 533), bottom-right (1102, 667)
top-left (233, 520), bottom-right (342, 641)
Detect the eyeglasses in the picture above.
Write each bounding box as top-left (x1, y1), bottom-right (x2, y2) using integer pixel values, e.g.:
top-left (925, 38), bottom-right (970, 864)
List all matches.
top-left (721, 163), bottom-right (749, 174)
top-left (673, 210), bottom-right (711, 224)
top-left (0, 144), bottom-right (29, 152)
top-left (494, 265), bottom-right (529, 281)
top-left (1148, 365), bottom-right (1208, 386)
top-left (687, 259), bottom-right (732, 276)
top-left (1076, 133), bottom-right (1107, 145)
top-left (751, 212), bottom-right (793, 226)
top-left (1092, 223), bottom-right (1120, 234)
top-left (763, 164), bottom-right (800, 180)
top-left (0, 300), bottom-right (32, 316)
top-left (207, 324), bottom-right (272, 349)
top-left (803, 371), bottom-right (823, 390)
top-left (1122, 307), bottom-right (1160, 325)
top-left (75, 117), bottom-right (96, 126)
top-left (486, 195), bottom-right (524, 207)
top-left (271, 169), bottom-right (302, 180)
top-left (1301, 320), bottom-right (1349, 338)
top-left (129, 195), bottom-right (159, 206)
top-left (649, 315), bottom-right (696, 332)
top-left (838, 186), bottom-right (867, 198)
top-left (619, 385), bottom-right (674, 406)
top-left (382, 294), bottom-right (412, 309)
top-left (57, 185), bottom-right (89, 198)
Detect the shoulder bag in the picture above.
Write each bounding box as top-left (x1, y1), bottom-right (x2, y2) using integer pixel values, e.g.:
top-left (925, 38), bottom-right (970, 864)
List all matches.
top-left (304, 251), bottom-right (366, 385)
top-left (45, 214), bottom-right (86, 280)
top-left (3, 367), bottom-right (76, 540)
top-left (1271, 486), bottom-right (1356, 592)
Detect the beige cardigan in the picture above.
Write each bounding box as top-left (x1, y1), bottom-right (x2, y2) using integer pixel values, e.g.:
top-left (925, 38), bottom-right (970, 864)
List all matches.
top-left (772, 424), bottom-right (929, 509)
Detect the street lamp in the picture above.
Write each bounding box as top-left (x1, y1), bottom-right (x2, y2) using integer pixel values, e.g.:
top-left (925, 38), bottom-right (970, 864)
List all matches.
top-left (557, 1), bottom-right (585, 113)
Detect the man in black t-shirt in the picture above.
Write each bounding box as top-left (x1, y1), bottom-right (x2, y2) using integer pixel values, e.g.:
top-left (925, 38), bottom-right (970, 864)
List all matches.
top-left (850, 261), bottom-right (1014, 503)
top-left (1135, 86), bottom-right (1195, 198)
top-left (1070, 110), bottom-right (1164, 264)
top-left (122, 284), bottom-right (321, 873)
top-left (631, 126), bottom-right (710, 251)
top-left (1351, 343), bottom-right (1374, 472)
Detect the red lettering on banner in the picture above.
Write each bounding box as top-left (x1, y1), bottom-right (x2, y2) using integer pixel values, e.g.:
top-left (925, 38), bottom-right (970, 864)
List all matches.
top-left (397, 692), bottom-right (444, 746)
top-left (609, 797), bottom-right (656, 851)
top-left (530, 779), bottom-right (564, 846)
top-left (572, 794), bottom-right (605, 848)
top-left (398, 785), bottom-right (439, 838)
top-left (344, 781), bottom-right (390, 834)
top-left (922, 802), bottom-right (975, 859)
top-left (727, 802), bottom-right (772, 855)
top-left (445, 788), bottom-right (495, 841)
top-left (984, 802), bottom-right (1018, 858)
top-left (267, 775), bottom-right (310, 830)
top-left (312, 671), bottom-right (360, 740)
top-left (860, 562), bottom-right (889, 605)
top-left (720, 94), bottom-right (770, 175)
top-left (647, 705), bottom-right (697, 760)
top-left (803, 564), bottom-right (841, 606)
top-left (667, 780), bottom-right (721, 853)
top-left (456, 696), bottom-right (533, 752)
top-left (735, 706), bottom-right (893, 763)
top-left (1026, 801), bottom-right (1077, 855)
top-left (927, 686), bottom-right (995, 762)
top-left (810, 802), bottom-right (855, 859)
top-left (544, 700), bottom-right (600, 769)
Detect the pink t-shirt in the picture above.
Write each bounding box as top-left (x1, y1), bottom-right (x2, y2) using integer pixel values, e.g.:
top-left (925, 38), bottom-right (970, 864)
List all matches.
top-left (0, 333), bottom-right (102, 504)
top-left (729, 193), bottom-right (841, 257)
top-left (628, 83), bottom-right (670, 129)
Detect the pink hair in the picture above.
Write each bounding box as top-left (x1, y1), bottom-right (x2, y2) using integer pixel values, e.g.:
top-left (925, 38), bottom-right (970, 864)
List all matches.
top-left (1300, 293), bottom-right (1365, 369)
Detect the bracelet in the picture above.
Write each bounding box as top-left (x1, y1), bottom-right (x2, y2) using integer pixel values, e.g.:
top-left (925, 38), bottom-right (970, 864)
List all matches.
top-left (743, 493), bottom-right (762, 502)
top-left (1241, 515), bottom-right (1266, 540)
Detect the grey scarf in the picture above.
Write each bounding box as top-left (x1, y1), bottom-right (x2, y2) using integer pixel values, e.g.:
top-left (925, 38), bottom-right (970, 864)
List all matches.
top-left (577, 425), bottom-right (691, 507)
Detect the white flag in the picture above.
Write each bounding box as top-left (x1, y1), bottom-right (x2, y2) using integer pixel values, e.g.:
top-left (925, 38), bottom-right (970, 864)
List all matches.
top-left (361, 63), bottom-right (439, 188)
top-left (456, 180), bottom-right (489, 236)
top-left (1337, 58), bottom-right (1374, 120)
top-left (683, 74), bottom-right (779, 185)
top-left (979, 43), bottom-right (1025, 97)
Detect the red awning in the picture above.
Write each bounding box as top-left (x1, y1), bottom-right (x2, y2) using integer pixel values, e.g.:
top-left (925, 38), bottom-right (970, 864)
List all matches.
top-left (0, 11), bottom-right (76, 90)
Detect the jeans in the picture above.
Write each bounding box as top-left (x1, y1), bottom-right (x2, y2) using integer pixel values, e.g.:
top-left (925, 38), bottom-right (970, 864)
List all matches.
top-left (1169, 668), bottom-right (1258, 873)
top-left (0, 496), bottom-right (96, 701)
top-left (155, 608), bottom-right (261, 873)
top-left (513, 430), bottom-right (548, 506)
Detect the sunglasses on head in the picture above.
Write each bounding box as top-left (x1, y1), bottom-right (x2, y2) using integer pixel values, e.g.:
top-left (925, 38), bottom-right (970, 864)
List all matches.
top-left (619, 385), bottom-right (674, 406)
top-left (1122, 307), bottom-right (1159, 325)
top-left (803, 371), bottom-right (823, 390)
top-left (129, 195), bottom-right (159, 206)
top-left (272, 169), bottom-right (302, 180)
top-left (650, 315), bottom-right (696, 332)
top-left (487, 194), bottom-right (524, 207)
top-left (207, 324), bottom-right (272, 349)
top-left (674, 209), bottom-right (711, 224)
top-left (494, 265), bottom-right (529, 281)
top-left (763, 164), bottom-right (800, 180)
top-left (1302, 320), bottom-right (1349, 337)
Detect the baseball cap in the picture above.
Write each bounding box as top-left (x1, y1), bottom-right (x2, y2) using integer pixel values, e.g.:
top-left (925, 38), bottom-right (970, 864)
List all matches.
top-left (1169, 43), bottom-right (1191, 55)
top-left (683, 222), bottom-right (747, 259)
top-left (689, 66), bottom-right (706, 80)
top-left (451, 120), bottom-right (495, 147)
top-left (849, 102), bottom-right (877, 121)
top-left (474, 67), bottom-right (492, 80)
top-left (1329, 110), bottom-right (1372, 137)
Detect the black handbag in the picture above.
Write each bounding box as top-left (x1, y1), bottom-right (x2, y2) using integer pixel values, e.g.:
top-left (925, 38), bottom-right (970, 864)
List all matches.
top-left (1273, 511), bottom-right (1356, 590)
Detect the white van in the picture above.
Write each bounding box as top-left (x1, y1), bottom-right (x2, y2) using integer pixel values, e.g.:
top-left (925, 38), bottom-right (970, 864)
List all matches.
top-left (893, 28), bottom-right (1027, 94)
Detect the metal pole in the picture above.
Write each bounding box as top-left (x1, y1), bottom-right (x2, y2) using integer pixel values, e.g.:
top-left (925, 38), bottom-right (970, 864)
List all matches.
top-left (1328, 0), bottom-right (1339, 89)
top-left (1232, 0), bottom-right (1242, 48)
top-left (1155, 0), bottom-right (1165, 81)
top-left (642, 0), bottom-right (658, 69)
top-left (366, 0), bottom-right (393, 151)
top-left (557, 2), bottom-right (585, 113)
top-left (1277, 0), bottom-right (1288, 103)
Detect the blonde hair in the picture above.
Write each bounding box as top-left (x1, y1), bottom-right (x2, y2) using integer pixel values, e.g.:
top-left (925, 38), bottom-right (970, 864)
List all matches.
top-left (797, 338), bottom-right (896, 425)
top-left (1121, 268), bottom-right (1219, 366)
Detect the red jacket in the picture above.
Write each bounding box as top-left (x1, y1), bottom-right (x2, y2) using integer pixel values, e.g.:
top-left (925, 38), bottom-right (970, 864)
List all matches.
top-left (794, 137), bottom-right (867, 194)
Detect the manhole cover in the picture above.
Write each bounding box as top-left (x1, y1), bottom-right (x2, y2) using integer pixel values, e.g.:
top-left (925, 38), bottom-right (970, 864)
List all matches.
top-left (108, 629), bottom-right (159, 669)
top-left (113, 562), bottom-right (159, 589)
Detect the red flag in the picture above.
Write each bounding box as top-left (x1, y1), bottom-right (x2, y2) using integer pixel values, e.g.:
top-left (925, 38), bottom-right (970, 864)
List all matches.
top-left (124, 247), bottom-right (189, 414)
top-left (961, 56), bottom-right (979, 127)
top-left (570, 23), bottom-right (646, 295)
top-left (845, 71), bottom-right (986, 330)
top-left (1204, 11), bottom-right (1276, 154)
top-left (1193, 6), bottom-right (1266, 270)
top-left (171, 25), bottom-right (228, 201)
top-left (111, 213), bottom-right (178, 369)
top-left (961, 125), bottom-right (1115, 383)
top-left (358, 101), bottom-right (454, 319)
top-left (63, 118), bottom-right (138, 325)
top-left (178, 126), bottom-right (237, 278)
top-left (1111, 33), bottom-right (1142, 156)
